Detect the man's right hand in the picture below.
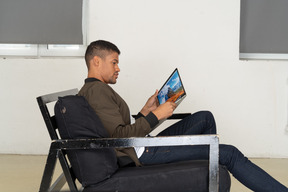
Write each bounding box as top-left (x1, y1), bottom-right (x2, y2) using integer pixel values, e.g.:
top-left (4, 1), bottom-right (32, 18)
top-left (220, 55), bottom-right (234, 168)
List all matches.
top-left (152, 102), bottom-right (177, 120)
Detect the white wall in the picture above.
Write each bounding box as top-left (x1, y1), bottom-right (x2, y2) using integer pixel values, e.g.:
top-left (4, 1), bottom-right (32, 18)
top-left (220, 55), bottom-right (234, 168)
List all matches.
top-left (0, 0), bottom-right (288, 157)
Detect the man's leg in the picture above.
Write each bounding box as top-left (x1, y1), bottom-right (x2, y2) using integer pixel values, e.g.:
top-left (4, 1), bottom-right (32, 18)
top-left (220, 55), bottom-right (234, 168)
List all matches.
top-left (140, 109), bottom-right (288, 192)
top-left (157, 111), bottom-right (216, 136)
top-left (220, 144), bottom-right (288, 192)
top-left (139, 144), bottom-right (288, 192)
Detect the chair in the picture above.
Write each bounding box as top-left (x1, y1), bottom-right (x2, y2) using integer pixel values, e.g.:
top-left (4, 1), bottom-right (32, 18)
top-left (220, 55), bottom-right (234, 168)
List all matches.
top-left (37, 89), bottom-right (231, 192)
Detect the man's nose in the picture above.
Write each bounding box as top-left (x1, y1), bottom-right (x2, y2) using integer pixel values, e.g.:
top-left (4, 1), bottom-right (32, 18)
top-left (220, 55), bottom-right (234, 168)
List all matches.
top-left (116, 64), bottom-right (120, 72)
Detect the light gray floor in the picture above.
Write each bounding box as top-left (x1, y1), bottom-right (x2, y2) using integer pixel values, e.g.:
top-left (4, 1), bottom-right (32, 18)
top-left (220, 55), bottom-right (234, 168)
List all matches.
top-left (0, 154), bottom-right (287, 192)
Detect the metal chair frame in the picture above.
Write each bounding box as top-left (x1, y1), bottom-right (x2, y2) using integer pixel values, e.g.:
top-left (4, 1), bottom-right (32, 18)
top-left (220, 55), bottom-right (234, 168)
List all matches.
top-left (37, 89), bottom-right (219, 192)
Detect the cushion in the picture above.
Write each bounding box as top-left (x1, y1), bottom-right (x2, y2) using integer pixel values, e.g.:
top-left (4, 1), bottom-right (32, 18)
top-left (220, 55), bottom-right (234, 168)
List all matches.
top-left (54, 95), bottom-right (118, 187)
top-left (83, 160), bottom-right (231, 192)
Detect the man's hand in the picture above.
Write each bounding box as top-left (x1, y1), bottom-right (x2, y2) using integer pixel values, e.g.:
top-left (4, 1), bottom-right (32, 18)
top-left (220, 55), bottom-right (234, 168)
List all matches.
top-left (140, 90), bottom-right (176, 120)
top-left (140, 90), bottom-right (159, 116)
top-left (152, 102), bottom-right (176, 120)
top-left (140, 90), bottom-right (177, 120)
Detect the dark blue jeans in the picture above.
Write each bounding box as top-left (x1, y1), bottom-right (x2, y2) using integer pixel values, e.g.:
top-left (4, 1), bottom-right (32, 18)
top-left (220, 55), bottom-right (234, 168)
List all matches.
top-left (139, 111), bottom-right (288, 192)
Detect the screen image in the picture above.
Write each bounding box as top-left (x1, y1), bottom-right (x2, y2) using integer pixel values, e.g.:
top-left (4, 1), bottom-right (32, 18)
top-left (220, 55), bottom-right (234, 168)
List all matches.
top-left (157, 70), bottom-right (185, 105)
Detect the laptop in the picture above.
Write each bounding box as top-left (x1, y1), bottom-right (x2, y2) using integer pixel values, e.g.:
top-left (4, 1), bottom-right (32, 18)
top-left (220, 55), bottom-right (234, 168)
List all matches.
top-left (157, 68), bottom-right (186, 106)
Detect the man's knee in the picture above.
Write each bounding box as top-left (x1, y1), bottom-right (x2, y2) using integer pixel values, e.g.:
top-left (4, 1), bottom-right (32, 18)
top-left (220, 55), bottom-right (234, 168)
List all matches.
top-left (203, 110), bottom-right (214, 119)
top-left (194, 110), bottom-right (214, 118)
top-left (197, 110), bottom-right (215, 124)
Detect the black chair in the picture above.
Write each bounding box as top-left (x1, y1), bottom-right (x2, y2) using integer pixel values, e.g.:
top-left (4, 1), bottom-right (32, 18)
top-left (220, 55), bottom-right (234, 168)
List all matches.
top-left (37, 89), bottom-right (231, 192)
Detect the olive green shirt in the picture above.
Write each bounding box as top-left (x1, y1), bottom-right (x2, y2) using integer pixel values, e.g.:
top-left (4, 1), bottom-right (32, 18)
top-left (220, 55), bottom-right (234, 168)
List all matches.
top-left (78, 78), bottom-right (159, 166)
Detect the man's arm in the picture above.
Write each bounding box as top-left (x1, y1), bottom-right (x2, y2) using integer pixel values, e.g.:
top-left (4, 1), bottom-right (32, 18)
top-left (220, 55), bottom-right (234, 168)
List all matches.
top-left (80, 83), bottom-right (157, 138)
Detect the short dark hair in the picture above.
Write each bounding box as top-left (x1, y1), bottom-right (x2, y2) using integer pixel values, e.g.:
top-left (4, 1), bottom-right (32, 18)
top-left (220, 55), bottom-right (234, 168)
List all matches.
top-left (85, 40), bottom-right (121, 69)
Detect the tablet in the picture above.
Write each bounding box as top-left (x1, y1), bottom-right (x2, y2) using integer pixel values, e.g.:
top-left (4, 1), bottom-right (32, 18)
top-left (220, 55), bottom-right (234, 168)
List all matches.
top-left (157, 68), bottom-right (186, 106)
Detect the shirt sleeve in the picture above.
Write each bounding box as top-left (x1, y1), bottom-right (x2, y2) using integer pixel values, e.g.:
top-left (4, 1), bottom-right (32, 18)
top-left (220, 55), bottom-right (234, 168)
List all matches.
top-left (134, 112), bottom-right (159, 128)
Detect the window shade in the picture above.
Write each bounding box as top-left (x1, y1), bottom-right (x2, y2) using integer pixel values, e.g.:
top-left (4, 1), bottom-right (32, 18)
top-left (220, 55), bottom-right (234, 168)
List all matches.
top-left (240, 0), bottom-right (288, 55)
top-left (0, 0), bottom-right (83, 44)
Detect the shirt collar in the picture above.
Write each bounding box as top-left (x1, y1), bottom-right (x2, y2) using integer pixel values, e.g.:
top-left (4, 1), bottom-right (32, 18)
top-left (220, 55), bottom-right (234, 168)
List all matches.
top-left (85, 78), bottom-right (101, 83)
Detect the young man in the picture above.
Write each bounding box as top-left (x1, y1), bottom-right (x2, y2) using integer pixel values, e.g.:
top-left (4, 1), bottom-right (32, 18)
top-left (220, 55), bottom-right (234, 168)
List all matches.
top-left (78, 40), bottom-right (288, 191)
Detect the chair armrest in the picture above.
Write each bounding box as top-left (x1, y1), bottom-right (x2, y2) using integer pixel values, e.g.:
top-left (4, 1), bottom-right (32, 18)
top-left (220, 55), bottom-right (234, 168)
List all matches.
top-left (53, 135), bottom-right (216, 149)
top-left (51, 135), bottom-right (219, 192)
top-left (167, 113), bottom-right (191, 119)
top-left (132, 113), bottom-right (191, 120)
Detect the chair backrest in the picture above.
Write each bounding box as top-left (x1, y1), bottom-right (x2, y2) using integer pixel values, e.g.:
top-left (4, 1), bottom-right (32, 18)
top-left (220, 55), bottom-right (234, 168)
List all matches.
top-left (37, 88), bottom-right (80, 192)
top-left (37, 88), bottom-right (79, 140)
top-left (37, 88), bottom-right (118, 190)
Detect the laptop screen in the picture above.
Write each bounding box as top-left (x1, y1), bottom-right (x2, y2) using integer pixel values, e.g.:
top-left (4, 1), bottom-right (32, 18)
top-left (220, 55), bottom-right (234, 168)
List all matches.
top-left (157, 68), bottom-right (186, 105)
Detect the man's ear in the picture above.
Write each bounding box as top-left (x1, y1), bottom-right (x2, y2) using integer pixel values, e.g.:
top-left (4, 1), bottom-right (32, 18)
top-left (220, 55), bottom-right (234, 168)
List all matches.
top-left (91, 55), bottom-right (102, 67)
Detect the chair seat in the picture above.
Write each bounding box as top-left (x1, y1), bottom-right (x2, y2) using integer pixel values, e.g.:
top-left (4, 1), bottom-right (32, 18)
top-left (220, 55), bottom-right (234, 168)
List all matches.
top-left (83, 160), bottom-right (231, 192)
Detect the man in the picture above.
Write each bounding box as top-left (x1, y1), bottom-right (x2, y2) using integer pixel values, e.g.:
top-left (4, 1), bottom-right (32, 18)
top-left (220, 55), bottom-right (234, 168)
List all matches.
top-left (78, 40), bottom-right (288, 191)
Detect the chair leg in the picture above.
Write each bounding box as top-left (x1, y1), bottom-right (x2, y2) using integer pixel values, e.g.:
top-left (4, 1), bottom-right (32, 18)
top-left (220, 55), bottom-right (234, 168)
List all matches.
top-left (48, 172), bottom-right (67, 192)
top-left (208, 137), bottom-right (219, 192)
top-left (39, 148), bottom-right (58, 192)
top-left (58, 150), bottom-right (78, 192)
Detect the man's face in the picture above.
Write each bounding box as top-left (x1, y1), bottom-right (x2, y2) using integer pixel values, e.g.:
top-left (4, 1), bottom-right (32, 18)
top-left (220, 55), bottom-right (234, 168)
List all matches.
top-left (98, 51), bottom-right (120, 84)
